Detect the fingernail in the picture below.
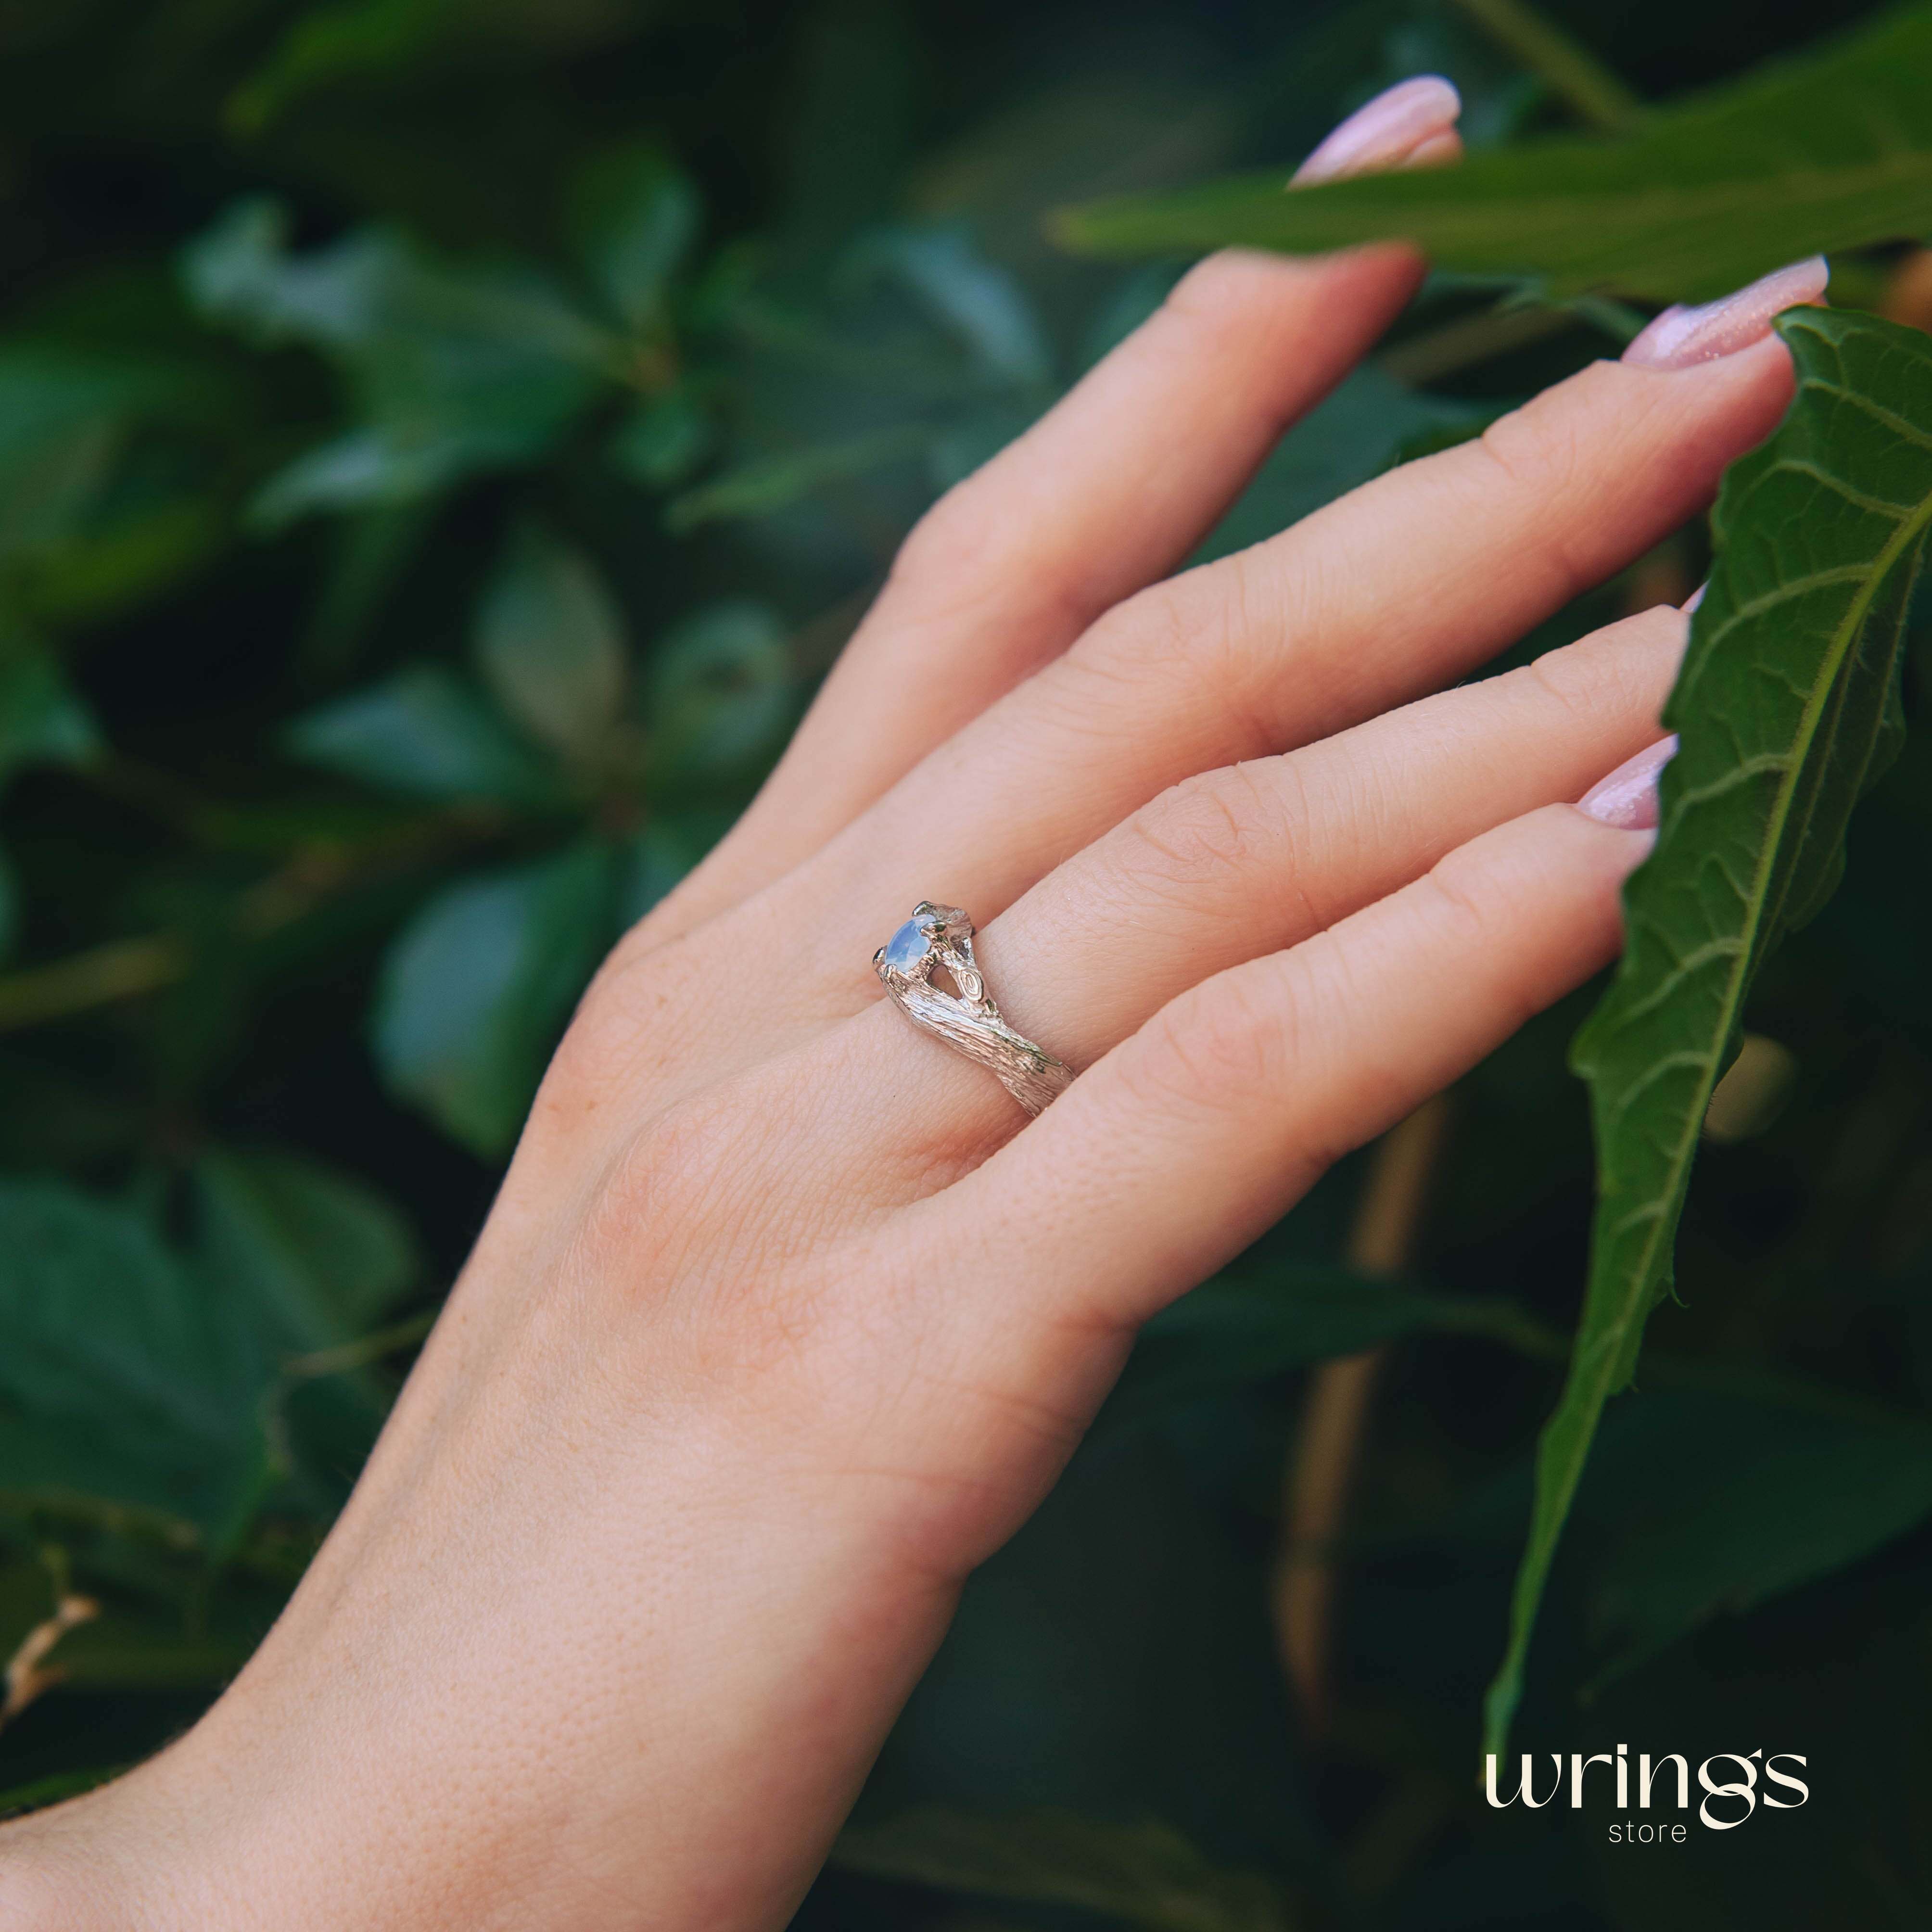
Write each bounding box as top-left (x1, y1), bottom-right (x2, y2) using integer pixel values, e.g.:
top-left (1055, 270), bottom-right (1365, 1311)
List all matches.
top-left (1682, 580), bottom-right (1707, 614)
top-left (1578, 736), bottom-right (1677, 830)
top-left (1621, 258), bottom-right (1830, 371)
top-left (1292, 76), bottom-right (1462, 186)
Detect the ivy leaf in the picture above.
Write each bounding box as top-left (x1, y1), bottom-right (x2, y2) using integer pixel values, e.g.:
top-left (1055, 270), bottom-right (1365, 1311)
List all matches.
top-left (473, 528), bottom-right (629, 764)
top-left (1482, 308), bottom-right (1932, 1758)
top-left (834, 1807), bottom-right (1297, 1932)
top-left (285, 664), bottom-right (560, 806)
top-left (371, 839), bottom-right (618, 1156)
top-left (1055, 6), bottom-right (1932, 304)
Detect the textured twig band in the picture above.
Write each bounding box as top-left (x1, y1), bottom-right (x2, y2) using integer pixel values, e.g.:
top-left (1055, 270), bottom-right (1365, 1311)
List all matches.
top-left (873, 902), bottom-right (1073, 1117)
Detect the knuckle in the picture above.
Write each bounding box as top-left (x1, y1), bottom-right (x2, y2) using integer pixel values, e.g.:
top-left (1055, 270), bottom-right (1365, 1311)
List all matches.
top-left (1162, 251), bottom-right (1255, 322)
top-left (1123, 971), bottom-right (1293, 1114)
top-left (1117, 766), bottom-right (1273, 903)
top-left (1477, 389), bottom-right (1585, 502)
top-left (1419, 840), bottom-right (1504, 947)
top-left (1074, 561), bottom-right (1276, 758)
top-left (890, 479), bottom-right (994, 595)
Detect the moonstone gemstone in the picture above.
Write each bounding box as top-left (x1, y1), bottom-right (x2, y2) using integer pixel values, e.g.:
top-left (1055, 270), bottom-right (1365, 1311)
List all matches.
top-left (882, 917), bottom-right (929, 971)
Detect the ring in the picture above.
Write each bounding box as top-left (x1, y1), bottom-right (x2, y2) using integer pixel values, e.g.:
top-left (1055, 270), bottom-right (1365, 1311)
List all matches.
top-left (873, 902), bottom-right (1074, 1117)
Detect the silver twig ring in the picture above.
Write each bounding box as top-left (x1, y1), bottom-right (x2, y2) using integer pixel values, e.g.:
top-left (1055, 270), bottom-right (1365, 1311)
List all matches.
top-left (873, 902), bottom-right (1073, 1117)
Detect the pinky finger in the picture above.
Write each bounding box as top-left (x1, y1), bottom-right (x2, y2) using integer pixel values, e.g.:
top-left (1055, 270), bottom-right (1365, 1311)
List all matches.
top-left (943, 803), bottom-right (1648, 1335)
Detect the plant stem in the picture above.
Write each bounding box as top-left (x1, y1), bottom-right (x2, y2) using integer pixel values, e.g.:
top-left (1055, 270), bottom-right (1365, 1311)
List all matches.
top-left (0, 935), bottom-right (185, 1033)
top-left (1271, 1094), bottom-right (1450, 1738)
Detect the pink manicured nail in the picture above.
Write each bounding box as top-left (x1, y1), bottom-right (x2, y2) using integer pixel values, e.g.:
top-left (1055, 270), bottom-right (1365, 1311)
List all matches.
top-left (1292, 76), bottom-right (1462, 186)
top-left (1578, 736), bottom-right (1677, 830)
top-left (1621, 259), bottom-right (1830, 370)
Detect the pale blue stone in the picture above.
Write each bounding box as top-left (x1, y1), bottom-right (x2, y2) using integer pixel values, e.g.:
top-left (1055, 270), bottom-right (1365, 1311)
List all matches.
top-left (883, 917), bottom-right (928, 971)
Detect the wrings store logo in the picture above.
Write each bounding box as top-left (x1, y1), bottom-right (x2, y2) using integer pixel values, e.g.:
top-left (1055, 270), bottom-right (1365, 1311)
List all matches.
top-left (1486, 1747), bottom-right (1809, 1840)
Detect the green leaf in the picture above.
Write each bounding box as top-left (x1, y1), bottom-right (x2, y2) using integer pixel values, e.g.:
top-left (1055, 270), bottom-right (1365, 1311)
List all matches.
top-left (1056, 6), bottom-right (1932, 303)
top-left (1447, 0), bottom-right (1642, 134)
top-left (569, 142), bottom-right (702, 330)
top-left (1574, 1394), bottom-right (1932, 1691)
top-left (834, 1807), bottom-right (1297, 1932)
top-left (665, 425), bottom-right (932, 532)
top-left (191, 1148), bottom-right (418, 1351)
top-left (646, 601), bottom-right (792, 784)
top-left (0, 348), bottom-right (222, 617)
top-left (0, 1181), bottom-right (268, 1540)
top-left (0, 650), bottom-right (101, 785)
top-left (226, 0), bottom-right (459, 134)
top-left (1103, 1259), bottom-right (1552, 1439)
top-left (473, 528), bottom-right (628, 763)
top-left (1483, 307), bottom-right (1932, 1758)
top-left (608, 389), bottom-right (715, 488)
top-left (371, 839), bottom-right (618, 1156)
top-left (1193, 366), bottom-right (1477, 566)
top-left (285, 664), bottom-right (560, 805)
top-left (184, 199), bottom-right (608, 522)
top-left (855, 227), bottom-right (1053, 387)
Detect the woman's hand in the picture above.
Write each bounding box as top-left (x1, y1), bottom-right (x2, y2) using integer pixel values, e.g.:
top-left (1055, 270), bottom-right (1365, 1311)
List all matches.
top-left (0, 81), bottom-right (1814, 1932)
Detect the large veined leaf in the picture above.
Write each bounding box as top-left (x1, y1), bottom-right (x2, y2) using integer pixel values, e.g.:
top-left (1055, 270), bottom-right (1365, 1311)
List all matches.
top-left (1482, 308), bottom-right (1932, 1757)
top-left (1056, 5), bottom-right (1932, 304)
top-left (835, 1807), bottom-right (1296, 1932)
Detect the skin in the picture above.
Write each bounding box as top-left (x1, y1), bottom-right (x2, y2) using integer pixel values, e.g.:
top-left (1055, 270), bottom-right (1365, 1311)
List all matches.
top-left (0, 99), bottom-right (1805, 1932)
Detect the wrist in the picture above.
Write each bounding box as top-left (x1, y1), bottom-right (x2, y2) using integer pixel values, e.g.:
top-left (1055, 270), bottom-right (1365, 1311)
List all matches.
top-left (0, 1785), bottom-right (162, 1932)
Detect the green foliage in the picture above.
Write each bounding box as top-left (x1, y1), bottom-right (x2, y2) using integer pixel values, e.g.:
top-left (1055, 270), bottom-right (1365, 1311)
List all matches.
top-left (473, 528), bottom-right (629, 763)
top-left (8, 1), bottom-right (1932, 1922)
top-left (0, 1179), bottom-right (267, 1541)
top-left (184, 198), bottom-right (610, 523)
top-left (1568, 1392), bottom-right (1932, 1691)
top-left (1485, 307), bottom-right (1932, 1754)
top-left (372, 839), bottom-right (619, 1155)
top-left (836, 1807), bottom-right (1298, 1932)
top-left (286, 665), bottom-right (562, 804)
top-left (1059, 4), bottom-right (1932, 302)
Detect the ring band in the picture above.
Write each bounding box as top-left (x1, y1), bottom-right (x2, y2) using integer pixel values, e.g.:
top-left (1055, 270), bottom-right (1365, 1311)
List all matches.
top-left (873, 902), bottom-right (1073, 1116)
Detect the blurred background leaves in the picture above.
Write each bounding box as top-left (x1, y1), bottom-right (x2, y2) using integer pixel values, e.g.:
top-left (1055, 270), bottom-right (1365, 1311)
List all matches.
top-left (3, 2), bottom-right (1932, 1929)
